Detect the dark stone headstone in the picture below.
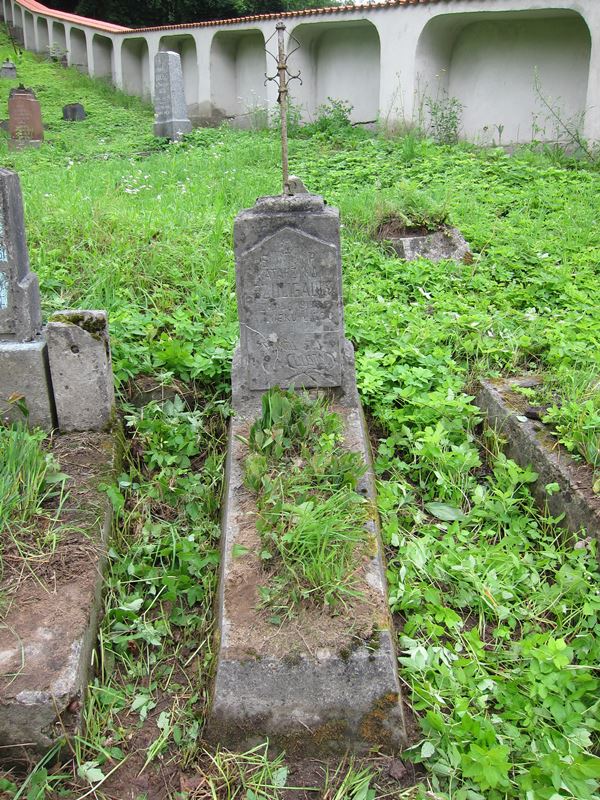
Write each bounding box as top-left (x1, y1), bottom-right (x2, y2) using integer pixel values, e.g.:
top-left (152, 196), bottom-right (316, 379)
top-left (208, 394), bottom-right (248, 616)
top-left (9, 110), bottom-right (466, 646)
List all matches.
top-left (8, 86), bottom-right (43, 149)
top-left (0, 59), bottom-right (17, 79)
top-left (62, 103), bottom-right (86, 122)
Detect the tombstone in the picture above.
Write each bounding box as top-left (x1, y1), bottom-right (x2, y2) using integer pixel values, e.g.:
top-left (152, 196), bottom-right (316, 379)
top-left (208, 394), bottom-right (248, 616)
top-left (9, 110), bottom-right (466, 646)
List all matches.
top-left (153, 51), bottom-right (191, 141)
top-left (8, 86), bottom-right (43, 149)
top-left (0, 169), bottom-right (56, 429)
top-left (62, 102), bottom-right (86, 122)
top-left (46, 310), bottom-right (115, 432)
top-left (0, 59), bottom-right (17, 79)
top-left (232, 194), bottom-right (358, 411)
top-left (207, 193), bottom-right (406, 754)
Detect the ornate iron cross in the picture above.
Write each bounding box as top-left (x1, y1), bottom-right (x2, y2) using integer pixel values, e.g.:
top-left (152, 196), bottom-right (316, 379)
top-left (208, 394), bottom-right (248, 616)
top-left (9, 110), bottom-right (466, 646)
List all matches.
top-left (265, 23), bottom-right (302, 195)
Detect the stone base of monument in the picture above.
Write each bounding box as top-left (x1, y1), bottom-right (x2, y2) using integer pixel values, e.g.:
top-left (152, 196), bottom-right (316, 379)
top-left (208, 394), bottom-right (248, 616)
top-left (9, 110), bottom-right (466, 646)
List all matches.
top-left (0, 431), bottom-right (120, 763)
top-left (206, 387), bottom-right (406, 755)
top-left (379, 224), bottom-right (471, 263)
top-left (0, 338), bottom-right (56, 429)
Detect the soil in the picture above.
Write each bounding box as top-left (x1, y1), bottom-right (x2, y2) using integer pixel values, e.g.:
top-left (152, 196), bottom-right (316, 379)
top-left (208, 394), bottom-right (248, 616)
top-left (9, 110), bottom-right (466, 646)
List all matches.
top-left (376, 219), bottom-right (435, 240)
top-left (222, 406), bottom-right (391, 661)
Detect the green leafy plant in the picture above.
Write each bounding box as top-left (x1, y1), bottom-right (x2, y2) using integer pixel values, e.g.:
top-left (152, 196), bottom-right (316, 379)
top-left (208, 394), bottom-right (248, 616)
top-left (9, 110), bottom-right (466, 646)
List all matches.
top-left (426, 91), bottom-right (463, 145)
top-left (243, 388), bottom-right (369, 613)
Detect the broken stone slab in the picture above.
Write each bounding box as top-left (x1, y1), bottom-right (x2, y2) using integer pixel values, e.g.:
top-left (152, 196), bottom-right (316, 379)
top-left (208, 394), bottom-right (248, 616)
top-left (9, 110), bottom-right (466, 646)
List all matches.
top-left (46, 310), bottom-right (115, 433)
top-left (384, 226), bottom-right (471, 262)
top-left (476, 378), bottom-right (600, 545)
top-left (0, 431), bottom-right (120, 763)
top-left (153, 51), bottom-right (191, 141)
top-left (206, 404), bottom-right (407, 754)
top-left (0, 339), bottom-right (56, 429)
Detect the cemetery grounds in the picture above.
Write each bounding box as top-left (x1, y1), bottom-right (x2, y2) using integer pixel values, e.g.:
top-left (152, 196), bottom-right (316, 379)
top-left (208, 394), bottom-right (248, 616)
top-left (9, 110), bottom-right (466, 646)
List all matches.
top-left (0, 30), bottom-right (599, 800)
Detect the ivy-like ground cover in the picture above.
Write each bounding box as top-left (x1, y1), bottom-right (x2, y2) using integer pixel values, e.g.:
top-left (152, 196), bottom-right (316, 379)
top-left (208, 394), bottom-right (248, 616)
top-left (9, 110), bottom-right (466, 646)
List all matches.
top-left (0, 34), bottom-right (599, 800)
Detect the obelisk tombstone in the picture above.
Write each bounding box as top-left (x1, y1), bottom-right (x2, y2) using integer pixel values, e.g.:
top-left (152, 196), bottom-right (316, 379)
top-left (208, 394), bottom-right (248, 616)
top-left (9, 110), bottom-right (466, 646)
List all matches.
top-left (153, 51), bottom-right (191, 141)
top-left (0, 169), bottom-right (55, 428)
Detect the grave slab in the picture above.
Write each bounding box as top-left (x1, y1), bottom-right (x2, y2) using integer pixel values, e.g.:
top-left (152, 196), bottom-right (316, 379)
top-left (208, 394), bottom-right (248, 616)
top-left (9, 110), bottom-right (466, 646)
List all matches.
top-left (153, 51), bottom-right (191, 141)
top-left (47, 310), bottom-right (115, 432)
top-left (206, 405), bottom-right (406, 755)
top-left (476, 378), bottom-right (600, 545)
top-left (0, 431), bottom-right (120, 762)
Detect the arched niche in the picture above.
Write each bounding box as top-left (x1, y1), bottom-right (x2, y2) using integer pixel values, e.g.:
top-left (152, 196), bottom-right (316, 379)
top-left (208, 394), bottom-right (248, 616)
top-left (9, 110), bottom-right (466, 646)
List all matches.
top-left (70, 26), bottom-right (88, 72)
top-left (210, 29), bottom-right (267, 126)
top-left (92, 33), bottom-right (113, 80)
top-left (12, 4), bottom-right (23, 44)
top-left (415, 9), bottom-right (592, 145)
top-left (158, 34), bottom-right (198, 111)
top-left (36, 16), bottom-right (49, 54)
top-left (23, 9), bottom-right (35, 50)
top-left (121, 37), bottom-right (150, 99)
top-left (51, 20), bottom-right (67, 55)
top-left (289, 20), bottom-right (380, 124)
top-left (4, 1), bottom-right (13, 25)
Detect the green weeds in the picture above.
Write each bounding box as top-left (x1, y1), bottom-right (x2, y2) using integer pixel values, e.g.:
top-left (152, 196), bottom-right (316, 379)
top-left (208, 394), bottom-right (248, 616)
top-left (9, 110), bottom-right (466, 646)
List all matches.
top-left (243, 388), bottom-right (368, 613)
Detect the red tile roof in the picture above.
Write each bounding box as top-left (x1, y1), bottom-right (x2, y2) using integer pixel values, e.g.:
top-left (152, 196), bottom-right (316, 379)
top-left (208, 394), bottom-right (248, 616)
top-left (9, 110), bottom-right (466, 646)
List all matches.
top-left (13, 0), bottom-right (453, 34)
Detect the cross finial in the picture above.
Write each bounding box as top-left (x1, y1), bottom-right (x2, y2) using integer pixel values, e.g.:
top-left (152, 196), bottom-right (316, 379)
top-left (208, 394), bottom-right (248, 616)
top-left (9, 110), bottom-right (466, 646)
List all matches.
top-left (265, 24), bottom-right (302, 195)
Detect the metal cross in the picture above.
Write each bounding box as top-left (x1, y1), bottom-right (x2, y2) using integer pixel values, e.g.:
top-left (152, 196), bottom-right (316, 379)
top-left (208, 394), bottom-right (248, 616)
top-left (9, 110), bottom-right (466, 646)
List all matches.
top-left (265, 23), bottom-right (302, 195)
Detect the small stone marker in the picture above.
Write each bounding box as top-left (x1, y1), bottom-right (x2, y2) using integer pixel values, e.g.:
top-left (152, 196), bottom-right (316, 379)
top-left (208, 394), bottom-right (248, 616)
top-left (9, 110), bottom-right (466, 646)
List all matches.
top-left (153, 51), bottom-right (191, 141)
top-left (62, 102), bottom-right (86, 121)
top-left (46, 310), bottom-right (115, 432)
top-left (8, 85), bottom-right (43, 149)
top-left (0, 59), bottom-right (17, 79)
top-left (0, 168), bottom-right (56, 429)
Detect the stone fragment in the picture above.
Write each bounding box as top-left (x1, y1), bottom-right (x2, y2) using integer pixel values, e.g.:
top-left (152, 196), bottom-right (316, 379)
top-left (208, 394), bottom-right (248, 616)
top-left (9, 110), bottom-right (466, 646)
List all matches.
top-left (232, 194), bottom-right (357, 411)
top-left (46, 310), bottom-right (115, 432)
top-left (0, 339), bottom-right (56, 428)
top-left (153, 51), bottom-right (191, 141)
top-left (0, 59), bottom-right (17, 79)
top-left (384, 226), bottom-right (471, 263)
top-left (8, 85), bottom-right (43, 149)
top-left (62, 102), bottom-right (86, 121)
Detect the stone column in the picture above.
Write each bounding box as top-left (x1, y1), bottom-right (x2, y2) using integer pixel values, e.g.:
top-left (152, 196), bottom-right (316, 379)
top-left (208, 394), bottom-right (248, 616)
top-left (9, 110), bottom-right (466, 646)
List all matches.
top-left (153, 50), bottom-right (192, 140)
top-left (0, 169), bottom-right (56, 429)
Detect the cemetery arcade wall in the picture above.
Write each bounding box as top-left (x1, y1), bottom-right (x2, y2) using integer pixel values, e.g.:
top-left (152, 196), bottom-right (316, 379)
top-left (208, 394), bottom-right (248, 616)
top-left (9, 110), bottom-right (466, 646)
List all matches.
top-left (2, 0), bottom-right (600, 145)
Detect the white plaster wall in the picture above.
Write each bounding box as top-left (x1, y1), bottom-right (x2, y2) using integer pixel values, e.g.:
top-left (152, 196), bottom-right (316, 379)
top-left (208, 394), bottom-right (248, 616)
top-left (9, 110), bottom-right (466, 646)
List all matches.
top-left (448, 16), bottom-right (591, 143)
top-left (121, 37), bottom-right (150, 99)
top-left (36, 15), bottom-right (49, 53)
top-left (159, 35), bottom-right (199, 108)
top-left (92, 33), bottom-right (113, 79)
top-left (210, 30), bottom-right (266, 121)
top-left (70, 25), bottom-right (88, 71)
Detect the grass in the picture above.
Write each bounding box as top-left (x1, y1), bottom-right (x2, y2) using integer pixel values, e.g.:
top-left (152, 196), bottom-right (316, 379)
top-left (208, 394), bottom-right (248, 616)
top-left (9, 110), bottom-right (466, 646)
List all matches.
top-left (0, 31), bottom-right (599, 800)
top-left (243, 388), bottom-right (368, 613)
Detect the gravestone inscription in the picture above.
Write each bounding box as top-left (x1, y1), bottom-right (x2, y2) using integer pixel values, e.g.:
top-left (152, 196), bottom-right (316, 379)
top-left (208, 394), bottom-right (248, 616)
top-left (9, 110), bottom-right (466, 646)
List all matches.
top-left (153, 51), bottom-right (191, 141)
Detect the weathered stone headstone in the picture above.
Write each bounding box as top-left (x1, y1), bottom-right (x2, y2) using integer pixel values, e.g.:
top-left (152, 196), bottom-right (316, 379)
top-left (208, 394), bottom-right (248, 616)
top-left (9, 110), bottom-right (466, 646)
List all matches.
top-left (0, 59), bottom-right (17, 79)
top-left (207, 192), bottom-right (406, 754)
top-left (153, 50), bottom-right (191, 141)
top-left (62, 102), bottom-right (86, 121)
top-left (232, 194), bottom-right (357, 411)
top-left (0, 169), bottom-right (55, 428)
top-left (8, 86), bottom-right (43, 149)
top-left (47, 310), bottom-right (115, 432)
